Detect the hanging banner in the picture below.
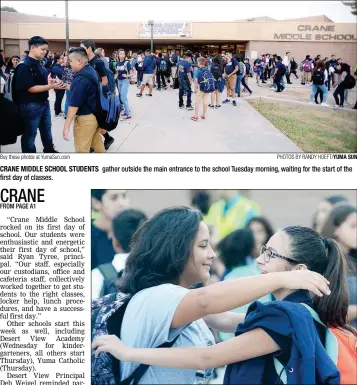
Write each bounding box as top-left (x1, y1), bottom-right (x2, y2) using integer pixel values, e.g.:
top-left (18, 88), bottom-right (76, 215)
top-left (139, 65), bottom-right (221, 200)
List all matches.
top-left (137, 22), bottom-right (192, 38)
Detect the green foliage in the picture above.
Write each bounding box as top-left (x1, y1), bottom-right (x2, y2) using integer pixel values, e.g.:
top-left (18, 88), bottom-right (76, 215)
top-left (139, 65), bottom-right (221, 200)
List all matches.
top-left (1, 6), bottom-right (18, 12)
top-left (342, 0), bottom-right (357, 16)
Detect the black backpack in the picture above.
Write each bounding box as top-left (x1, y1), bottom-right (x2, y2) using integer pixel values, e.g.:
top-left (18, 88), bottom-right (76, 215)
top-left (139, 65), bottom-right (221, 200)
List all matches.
top-left (342, 74), bottom-right (356, 90)
top-left (91, 292), bottom-right (180, 385)
top-left (210, 64), bottom-right (222, 81)
top-left (0, 93), bottom-right (24, 146)
top-left (312, 70), bottom-right (324, 86)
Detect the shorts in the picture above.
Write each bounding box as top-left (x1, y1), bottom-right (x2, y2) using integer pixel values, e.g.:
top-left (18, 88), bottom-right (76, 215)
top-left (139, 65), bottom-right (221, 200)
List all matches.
top-left (142, 73), bottom-right (154, 85)
top-left (226, 74), bottom-right (237, 90)
top-left (214, 78), bottom-right (225, 93)
top-left (195, 90), bottom-right (209, 105)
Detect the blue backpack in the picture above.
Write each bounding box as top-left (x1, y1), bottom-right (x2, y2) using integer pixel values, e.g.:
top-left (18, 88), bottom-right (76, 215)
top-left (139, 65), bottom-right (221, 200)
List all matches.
top-left (198, 68), bottom-right (216, 93)
top-left (78, 72), bottom-right (120, 132)
top-left (91, 292), bottom-right (179, 385)
top-left (159, 59), bottom-right (167, 72)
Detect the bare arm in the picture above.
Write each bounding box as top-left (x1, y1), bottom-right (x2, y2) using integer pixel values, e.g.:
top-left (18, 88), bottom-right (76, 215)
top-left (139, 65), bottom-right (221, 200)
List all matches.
top-left (170, 271), bottom-right (329, 329)
top-left (348, 305), bottom-right (357, 322)
top-left (203, 312), bottom-right (246, 333)
top-left (93, 328), bottom-right (280, 370)
top-left (28, 85), bottom-right (51, 93)
top-left (101, 76), bottom-right (108, 86)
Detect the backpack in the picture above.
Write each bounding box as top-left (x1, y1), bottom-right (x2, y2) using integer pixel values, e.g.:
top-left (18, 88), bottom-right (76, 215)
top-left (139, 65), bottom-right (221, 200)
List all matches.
top-left (303, 60), bottom-right (312, 72)
top-left (343, 74), bottom-right (356, 90)
top-left (159, 59), bottom-right (167, 72)
top-left (3, 71), bottom-right (15, 102)
top-left (78, 72), bottom-right (120, 132)
top-left (0, 93), bottom-right (24, 146)
top-left (312, 70), bottom-right (324, 85)
top-left (91, 292), bottom-right (180, 385)
top-left (279, 64), bottom-right (287, 76)
top-left (198, 68), bottom-right (215, 93)
top-left (11, 61), bottom-right (36, 105)
top-left (210, 64), bottom-right (222, 81)
top-left (238, 62), bottom-right (246, 75)
top-left (98, 263), bottom-right (124, 298)
top-left (93, 58), bottom-right (116, 93)
top-left (274, 303), bottom-right (357, 385)
top-left (253, 65), bottom-right (258, 73)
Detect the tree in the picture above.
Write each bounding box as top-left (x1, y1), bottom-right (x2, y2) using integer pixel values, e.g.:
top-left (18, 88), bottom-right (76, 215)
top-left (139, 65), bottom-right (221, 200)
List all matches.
top-left (342, 0), bottom-right (357, 15)
top-left (1, 6), bottom-right (18, 12)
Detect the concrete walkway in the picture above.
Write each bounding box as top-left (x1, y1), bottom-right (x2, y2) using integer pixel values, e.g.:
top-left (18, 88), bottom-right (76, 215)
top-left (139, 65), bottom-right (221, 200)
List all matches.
top-left (2, 81), bottom-right (302, 153)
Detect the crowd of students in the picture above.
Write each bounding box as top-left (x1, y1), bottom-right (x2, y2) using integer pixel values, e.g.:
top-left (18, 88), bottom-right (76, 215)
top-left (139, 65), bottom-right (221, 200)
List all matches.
top-left (1, 37), bottom-right (357, 153)
top-left (90, 189), bottom-right (357, 385)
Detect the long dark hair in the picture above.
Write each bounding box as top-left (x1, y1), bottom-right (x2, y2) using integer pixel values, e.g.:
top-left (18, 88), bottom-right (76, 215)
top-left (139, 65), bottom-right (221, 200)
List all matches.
top-left (283, 226), bottom-right (356, 335)
top-left (312, 60), bottom-right (324, 76)
top-left (5, 56), bottom-right (20, 72)
top-left (246, 216), bottom-right (274, 244)
top-left (217, 228), bottom-right (255, 270)
top-left (119, 206), bottom-right (203, 295)
top-left (320, 204), bottom-right (357, 263)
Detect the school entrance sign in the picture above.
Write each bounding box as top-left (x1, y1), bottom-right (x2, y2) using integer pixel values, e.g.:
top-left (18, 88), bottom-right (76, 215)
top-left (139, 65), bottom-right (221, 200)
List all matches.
top-left (137, 22), bottom-right (192, 38)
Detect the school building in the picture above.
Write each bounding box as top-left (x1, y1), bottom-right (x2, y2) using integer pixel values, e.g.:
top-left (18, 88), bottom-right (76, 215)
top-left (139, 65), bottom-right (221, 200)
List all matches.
top-left (1, 11), bottom-right (356, 64)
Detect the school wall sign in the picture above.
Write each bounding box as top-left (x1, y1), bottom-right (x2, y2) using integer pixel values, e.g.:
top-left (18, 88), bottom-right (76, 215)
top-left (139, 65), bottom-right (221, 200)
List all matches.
top-left (274, 25), bottom-right (357, 41)
top-left (137, 22), bottom-right (192, 38)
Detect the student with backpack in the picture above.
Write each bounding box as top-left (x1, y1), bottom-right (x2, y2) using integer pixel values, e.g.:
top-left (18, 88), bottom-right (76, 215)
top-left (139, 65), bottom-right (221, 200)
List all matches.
top-left (309, 61), bottom-right (329, 107)
top-left (156, 52), bottom-right (168, 91)
top-left (300, 55), bottom-right (314, 86)
top-left (289, 57), bottom-right (299, 79)
top-left (12, 36), bottom-right (63, 153)
top-left (333, 63), bottom-right (355, 108)
top-left (235, 57), bottom-right (252, 97)
top-left (93, 225), bottom-right (357, 385)
top-left (177, 53), bottom-right (194, 110)
top-left (62, 47), bottom-right (104, 152)
top-left (115, 49), bottom-right (133, 120)
top-left (80, 40), bottom-right (115, 150)
top-left (191, 57), bottom-right (215, 121)
top-left (3, 56), bottom-right (20, 101)
top-left (92, 208), bottom-right (147, 299)
top-left (209, 55), bottom-right (225, 109)
top-left (273, 56), bottom-right (285, 93)
top-left (92, 208), bottom-right (331, 385)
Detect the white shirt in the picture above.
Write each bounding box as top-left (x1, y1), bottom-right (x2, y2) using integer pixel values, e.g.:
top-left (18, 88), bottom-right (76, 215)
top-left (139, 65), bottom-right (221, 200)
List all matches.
top-left (91, 253), bottom-right (129, 299)
top-left (283, 56), bottom-right (290, 67)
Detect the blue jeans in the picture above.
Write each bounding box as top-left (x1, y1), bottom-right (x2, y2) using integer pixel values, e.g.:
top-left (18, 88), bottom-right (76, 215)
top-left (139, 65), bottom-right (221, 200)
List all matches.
top-left (179, 81), bottom-right (192, 107)
top-left (64, 89), bottom-right (71, 116)
top-left (118, 79), bottom-right (130, 115)
top-left (19, 100), bottom-right (54, 153)
top-left (310, 84), bottom-right (328, 103)
top-left (235, 74), bottom-right (244, 96)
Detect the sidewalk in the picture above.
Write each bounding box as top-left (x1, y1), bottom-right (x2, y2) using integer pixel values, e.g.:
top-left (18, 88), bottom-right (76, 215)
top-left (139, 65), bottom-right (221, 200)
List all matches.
top-left (2, 81), bottom-right (303, 153)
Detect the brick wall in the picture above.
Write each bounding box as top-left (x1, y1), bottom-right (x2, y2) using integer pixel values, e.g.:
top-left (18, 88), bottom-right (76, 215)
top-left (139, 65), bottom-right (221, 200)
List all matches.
top-left (246, 40), bottom-right (357, 66)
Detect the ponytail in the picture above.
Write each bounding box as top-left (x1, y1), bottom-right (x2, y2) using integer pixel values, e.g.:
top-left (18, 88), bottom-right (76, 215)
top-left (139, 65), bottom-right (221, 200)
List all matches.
top-left (313, 238), bottom-right (356, 335)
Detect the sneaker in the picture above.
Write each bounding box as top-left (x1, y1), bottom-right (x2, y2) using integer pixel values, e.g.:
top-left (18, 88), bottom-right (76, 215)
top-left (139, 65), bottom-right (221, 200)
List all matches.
top-left (269, 86), bottom-right (275, 90)
top-left (136, 93), bottom-right (142, 97)
top-left (321, 103), bottom-right (329, 107)
top-left (146, 93), bottom-right (153, 96)
top-left (215, 104), bottom-right (221, 108)
top-left (232, 100), bottom-right (237, 106)
top-left (55, 112), bottom-right (64, 117)
top-left (104, 136), bottom-right (114, 151)
top-left (186, 106), bottom-right (194, 110)
top-left (248, 92), bottom-right (253, 96)
top-left (222, 99), bottom-right (231, 104)
top-left (43, 148), bottom-right (59, 153)
top-left (121, 111), bottom-right (127, 116)
top-left (123, 115), bottom-right (132, 120)
top-left (190, 116), bottom-right (198, 121)
top-left (208, 104), bottom-right (215, 108)
top-left (288, 82), bottom-right (293, 85)
top-left (333, 104), bottom-right (340, 108)
top-left (179, 105), bottom-right (184, 109)
top-left (201, 115), bottom-right (206, 120)
top-left (282, 88), bottom-right (287, 92)
top-left (90, 148), bottom-right (94, 153)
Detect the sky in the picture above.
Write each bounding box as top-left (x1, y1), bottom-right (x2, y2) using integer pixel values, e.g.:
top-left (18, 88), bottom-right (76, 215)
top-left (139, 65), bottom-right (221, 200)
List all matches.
top-left (2, 0), bottom-right (357, 23)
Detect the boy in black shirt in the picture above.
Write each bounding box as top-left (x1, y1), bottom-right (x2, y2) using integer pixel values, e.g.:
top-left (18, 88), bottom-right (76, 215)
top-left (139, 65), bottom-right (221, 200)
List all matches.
top-left (12, 36), bottom-right (65, 153)
top-left (80, 39), bottom-right (115, 151)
